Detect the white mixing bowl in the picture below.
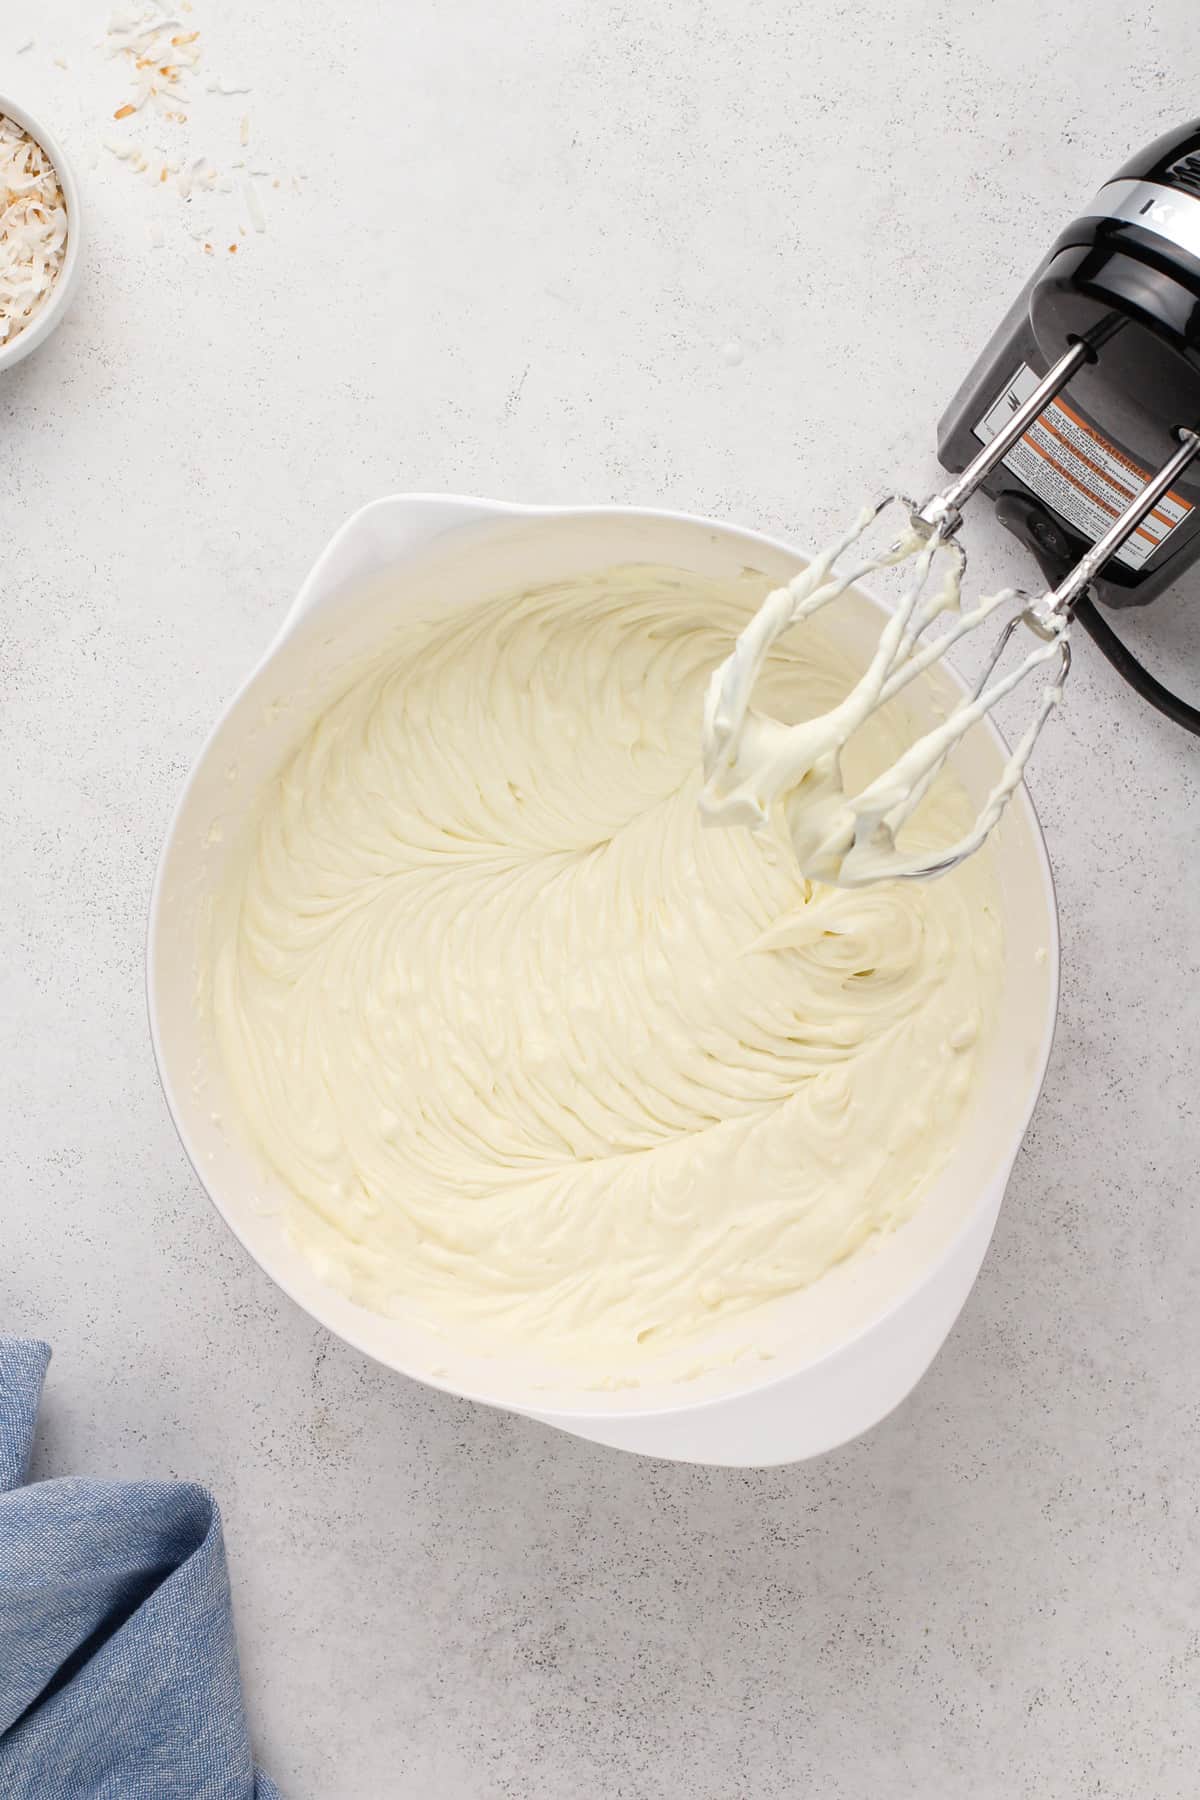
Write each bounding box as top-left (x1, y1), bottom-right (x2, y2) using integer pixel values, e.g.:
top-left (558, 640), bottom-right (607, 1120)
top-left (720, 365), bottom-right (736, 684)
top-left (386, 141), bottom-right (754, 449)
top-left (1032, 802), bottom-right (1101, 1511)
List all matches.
top-left (148, 496), bottom-right (1059, 1466)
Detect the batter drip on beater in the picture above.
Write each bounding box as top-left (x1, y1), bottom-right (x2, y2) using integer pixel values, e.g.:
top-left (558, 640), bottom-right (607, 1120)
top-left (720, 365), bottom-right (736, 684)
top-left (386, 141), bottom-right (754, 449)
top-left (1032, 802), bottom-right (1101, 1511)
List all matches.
top-left (699, 502), bottom-right (1066, 887)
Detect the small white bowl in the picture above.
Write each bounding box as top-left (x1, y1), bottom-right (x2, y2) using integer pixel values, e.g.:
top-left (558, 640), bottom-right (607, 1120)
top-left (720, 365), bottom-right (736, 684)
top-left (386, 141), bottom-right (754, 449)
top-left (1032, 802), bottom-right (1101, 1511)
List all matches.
top-left (0, 93), bottom-right (83, 372)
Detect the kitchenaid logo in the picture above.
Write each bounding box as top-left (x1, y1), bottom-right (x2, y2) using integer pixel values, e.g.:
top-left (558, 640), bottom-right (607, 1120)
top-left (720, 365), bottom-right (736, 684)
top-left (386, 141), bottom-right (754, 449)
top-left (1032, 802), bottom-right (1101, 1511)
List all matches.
top-left (1137, 194), bottom-right (1186, 229)
top-left (1089, 177), bottom-right (1200, 265)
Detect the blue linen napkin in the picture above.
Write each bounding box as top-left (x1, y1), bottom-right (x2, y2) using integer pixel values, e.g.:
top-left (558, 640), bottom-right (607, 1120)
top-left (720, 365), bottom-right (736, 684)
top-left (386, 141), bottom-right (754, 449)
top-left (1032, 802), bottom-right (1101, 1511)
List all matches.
top-left (0, 1338), bottom-right (279, 1798)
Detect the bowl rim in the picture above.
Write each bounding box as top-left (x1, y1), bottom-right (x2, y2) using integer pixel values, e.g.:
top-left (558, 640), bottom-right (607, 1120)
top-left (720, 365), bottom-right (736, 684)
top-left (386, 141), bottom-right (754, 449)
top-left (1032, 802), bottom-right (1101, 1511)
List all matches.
top-left (147, 493), bottom-right (1062, 1422)
top-left (0, 91), bottom-right (84, 370)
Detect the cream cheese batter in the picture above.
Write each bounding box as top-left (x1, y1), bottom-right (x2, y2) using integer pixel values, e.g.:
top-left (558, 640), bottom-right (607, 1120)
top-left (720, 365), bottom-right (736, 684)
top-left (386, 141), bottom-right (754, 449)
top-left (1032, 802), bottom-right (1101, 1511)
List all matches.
top-left (211, 566), bottom-right (1002, 1365)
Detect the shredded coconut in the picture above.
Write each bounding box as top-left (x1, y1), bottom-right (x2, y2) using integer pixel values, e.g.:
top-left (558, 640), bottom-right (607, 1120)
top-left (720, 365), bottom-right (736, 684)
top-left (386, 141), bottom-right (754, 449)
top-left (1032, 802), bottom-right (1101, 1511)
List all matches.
top-left (102, 1), bottom-right (285, 252)
top-left (242, 178), bottom-right (265, 233)
top-left (0, 115), bottom-right (68, 348)
top-left (105, 3), bottom-right (202, 116)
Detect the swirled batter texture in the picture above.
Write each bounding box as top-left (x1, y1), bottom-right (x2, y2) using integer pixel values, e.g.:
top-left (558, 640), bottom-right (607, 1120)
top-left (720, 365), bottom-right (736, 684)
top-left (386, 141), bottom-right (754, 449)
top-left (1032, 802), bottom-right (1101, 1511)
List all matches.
top-left (212, 567), bottom-right (1002, 1366)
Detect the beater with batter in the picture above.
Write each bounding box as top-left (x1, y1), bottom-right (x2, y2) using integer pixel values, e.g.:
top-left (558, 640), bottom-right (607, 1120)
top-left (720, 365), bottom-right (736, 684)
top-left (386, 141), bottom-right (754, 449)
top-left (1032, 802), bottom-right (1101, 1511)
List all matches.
top-left (700, 369), bottom-right (1200, 885)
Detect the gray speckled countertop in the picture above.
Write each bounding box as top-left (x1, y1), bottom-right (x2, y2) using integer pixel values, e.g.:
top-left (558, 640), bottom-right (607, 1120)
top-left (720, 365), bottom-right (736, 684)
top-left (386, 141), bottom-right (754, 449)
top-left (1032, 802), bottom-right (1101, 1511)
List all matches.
top-left (4, 2), bottom-right (1199, 1795)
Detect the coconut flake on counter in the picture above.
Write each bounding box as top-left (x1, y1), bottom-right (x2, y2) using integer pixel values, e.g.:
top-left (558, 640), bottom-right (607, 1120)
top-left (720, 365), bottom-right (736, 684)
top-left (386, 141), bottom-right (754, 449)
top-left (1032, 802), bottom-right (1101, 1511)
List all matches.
top-left (100, 1), bottom-right (293, 252)
top-left (242, 178), bottom-right (265, 234)
top-left (0, 114), bottom-right (68, 347)
top-left (176, 153), bottom-right (209, 197)
top-left (105, 3), bottom-right (202, 116)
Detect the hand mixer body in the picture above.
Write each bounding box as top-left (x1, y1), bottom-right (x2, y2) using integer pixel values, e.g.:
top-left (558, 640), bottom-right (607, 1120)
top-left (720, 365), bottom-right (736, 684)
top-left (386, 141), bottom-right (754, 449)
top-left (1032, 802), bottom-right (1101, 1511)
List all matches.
top-left (937, 119), bottom-right (1200, 613)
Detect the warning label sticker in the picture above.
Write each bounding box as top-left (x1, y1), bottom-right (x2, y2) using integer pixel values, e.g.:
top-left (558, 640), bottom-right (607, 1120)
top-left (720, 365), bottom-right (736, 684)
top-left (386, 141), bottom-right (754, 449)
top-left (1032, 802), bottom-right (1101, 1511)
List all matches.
top-left (972, 363), bottom-right (1192, 570)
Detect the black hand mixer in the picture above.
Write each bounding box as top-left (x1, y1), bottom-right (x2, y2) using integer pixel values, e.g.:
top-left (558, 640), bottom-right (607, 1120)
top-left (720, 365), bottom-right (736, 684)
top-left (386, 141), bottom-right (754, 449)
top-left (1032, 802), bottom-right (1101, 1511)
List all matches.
top-left (702, 119), bottom-right (1200, 884)
top-left (937, 115), bottom-right (1200, 737)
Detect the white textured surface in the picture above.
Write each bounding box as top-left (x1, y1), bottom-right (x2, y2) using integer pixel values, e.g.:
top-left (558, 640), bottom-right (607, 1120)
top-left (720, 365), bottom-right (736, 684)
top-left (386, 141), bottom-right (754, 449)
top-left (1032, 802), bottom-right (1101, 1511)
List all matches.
top-left (3, 3), bottom-right (1199, 1795)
